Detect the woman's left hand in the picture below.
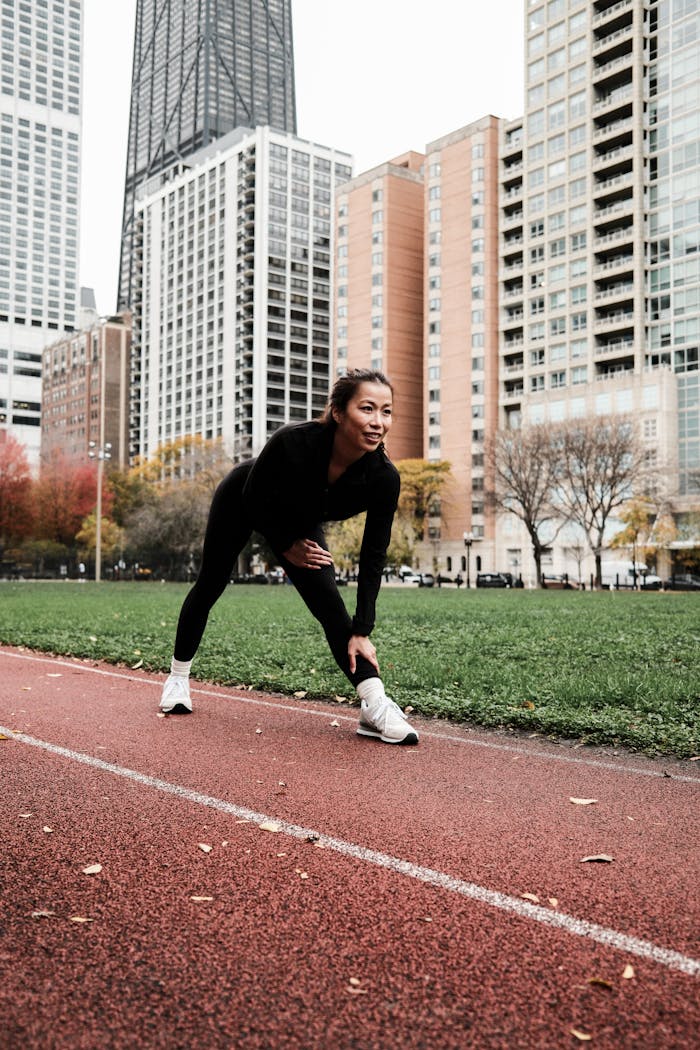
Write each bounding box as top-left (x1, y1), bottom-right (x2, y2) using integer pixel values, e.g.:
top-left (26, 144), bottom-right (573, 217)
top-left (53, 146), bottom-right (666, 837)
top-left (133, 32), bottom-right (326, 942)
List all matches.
top-left (348, 634), bottom-right (379, 676)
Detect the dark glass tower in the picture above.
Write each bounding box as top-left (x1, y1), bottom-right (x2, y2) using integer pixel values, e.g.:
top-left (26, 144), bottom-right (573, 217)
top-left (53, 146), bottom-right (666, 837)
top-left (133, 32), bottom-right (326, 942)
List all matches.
top-left (117, 0), bottom-right (296, 310)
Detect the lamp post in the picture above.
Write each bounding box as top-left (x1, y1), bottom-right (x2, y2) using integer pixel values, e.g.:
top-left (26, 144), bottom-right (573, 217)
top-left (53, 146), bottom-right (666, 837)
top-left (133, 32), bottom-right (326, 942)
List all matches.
top-left (88, 441), bottom-right (111, 582)
top-left (463, 531), bottom-right (474, 589)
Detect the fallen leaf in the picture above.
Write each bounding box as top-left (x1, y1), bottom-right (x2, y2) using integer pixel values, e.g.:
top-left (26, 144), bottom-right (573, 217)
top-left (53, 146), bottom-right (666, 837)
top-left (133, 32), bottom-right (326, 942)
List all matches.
top-left (190, 896), bottom-right (214, 902)
top-left (42, 826), bottom-right (53, 834)
top-left (419, 916), bottom-right (433, 923)
top-left (570, 798), bottom-right (598, 806)
top-left (305, 832), bottom-right (320, 843)
top-left (19, 812), bottom-right (33, 818)
top-left (31, 910), bottom-right (56, 919)
top-left (334, 695), bottom-right (347, 703)
top-left (295, 868), bottom-right (309, 880)
top-left (521, 892), bottom-right (540, 903)
top-left (622, 964), bottom-right (635, 980)
top-left (587, 977), bottom-right (613, 990)
top-left (548, 897), bottom-right (559, 908)
top-left (157, 712), bottom-right (166, 718)
top-left (347, 986), bottom-right (369, 995)
top-left (570, 1029), bottom-right (592, 1042)
top-left (197, 843), bottom-right (213, 854)
top-left (88, 636), bottom-right (97, 642)
top-left (293, 691), bottom-right (307, 699)
top-left (404, 705), bottom-right (414, 714)
top-left (329, 720), bottom-right (340, 728)
top-left (348, 977), bottom-right (362, 987)
top-left (689, 755), bottom-right (700, 762)
top-left (0, 733), bottom-right (10, 740)
top-left (255, 728), bottom-right (263, 735)
top-left (259, 821), bottom-right (281, 833)
top-left (82, 864), bottom-right (102, 875)
top-left (131, 659), bottom-right (143, 670)
top-left (580, 854), bottom-right (613, 863)
top-left (21, 686), bottom-right (31, 691)
top-left (221, 840), bottom-right (229, 847)
top-left (69, 916), bottom-right (95, 924)
top-left (46, 673), bottom-right (62, 678)
top-left (521, 700), bottom-right (535, 710)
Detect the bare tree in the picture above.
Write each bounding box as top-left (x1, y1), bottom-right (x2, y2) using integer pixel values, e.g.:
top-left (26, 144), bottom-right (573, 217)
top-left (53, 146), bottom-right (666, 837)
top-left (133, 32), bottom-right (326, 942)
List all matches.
top-left (556, 416), bottom-right (650, 587)
top-left (486, 424), bottom-right (566, 586)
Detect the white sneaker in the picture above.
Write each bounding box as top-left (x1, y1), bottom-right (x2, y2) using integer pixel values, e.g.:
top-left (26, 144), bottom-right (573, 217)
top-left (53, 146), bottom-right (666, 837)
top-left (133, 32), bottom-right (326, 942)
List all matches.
top-left (159, 675), bottom-right (192, 714)
top-left (357, 695), bottom-right (419, 745)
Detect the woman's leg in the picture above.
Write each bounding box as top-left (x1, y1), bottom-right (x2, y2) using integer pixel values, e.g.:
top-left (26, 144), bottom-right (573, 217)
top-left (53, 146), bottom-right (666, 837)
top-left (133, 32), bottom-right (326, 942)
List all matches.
top-left (276, 527), bottom-right (378, 688)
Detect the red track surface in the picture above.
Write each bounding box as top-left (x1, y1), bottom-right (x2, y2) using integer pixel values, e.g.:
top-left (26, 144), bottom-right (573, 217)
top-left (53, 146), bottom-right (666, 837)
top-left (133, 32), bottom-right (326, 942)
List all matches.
top-left (1, 645), bottom-right (698, 1049)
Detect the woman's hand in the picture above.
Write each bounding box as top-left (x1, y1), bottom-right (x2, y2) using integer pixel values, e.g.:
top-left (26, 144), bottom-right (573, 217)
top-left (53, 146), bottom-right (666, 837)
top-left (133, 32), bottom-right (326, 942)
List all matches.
top-left (283, 539), bottom-right (334, 570)
top-left (348, 634), bottom-right (379, 675)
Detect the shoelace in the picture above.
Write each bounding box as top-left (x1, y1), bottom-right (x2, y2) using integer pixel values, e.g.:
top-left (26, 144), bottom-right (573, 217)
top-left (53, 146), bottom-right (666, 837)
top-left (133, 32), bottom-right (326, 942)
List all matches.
top-left (368, 696), bottom-right (408, 729)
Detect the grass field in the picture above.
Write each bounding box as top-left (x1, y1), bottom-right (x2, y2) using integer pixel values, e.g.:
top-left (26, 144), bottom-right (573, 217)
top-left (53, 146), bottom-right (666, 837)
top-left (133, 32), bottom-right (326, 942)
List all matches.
top-left (0, 581), bottom-right (698, 758)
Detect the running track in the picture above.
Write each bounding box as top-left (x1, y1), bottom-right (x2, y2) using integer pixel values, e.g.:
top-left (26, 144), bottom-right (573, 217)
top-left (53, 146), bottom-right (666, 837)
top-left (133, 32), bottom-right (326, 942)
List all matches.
top-left (1, 645), bottom-right (698, 1049)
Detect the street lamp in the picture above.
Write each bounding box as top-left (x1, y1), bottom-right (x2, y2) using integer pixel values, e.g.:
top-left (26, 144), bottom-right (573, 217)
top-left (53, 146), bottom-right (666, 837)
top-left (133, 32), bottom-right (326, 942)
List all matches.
top-left (88, 441), bottom-right (111, 582)
top-left (463, 531), bottom-right (474, 589)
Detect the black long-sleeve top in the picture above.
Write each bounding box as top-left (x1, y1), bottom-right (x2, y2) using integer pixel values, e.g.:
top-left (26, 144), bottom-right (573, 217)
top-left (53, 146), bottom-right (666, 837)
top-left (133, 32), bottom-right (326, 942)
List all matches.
top-left (242, 420), bottom-right (400, 637)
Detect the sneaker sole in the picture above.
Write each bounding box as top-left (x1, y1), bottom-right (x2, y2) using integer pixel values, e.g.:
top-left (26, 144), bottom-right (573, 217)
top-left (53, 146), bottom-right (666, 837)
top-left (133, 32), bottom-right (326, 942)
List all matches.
top-left (159, 701), bottom-right (193, 714)
top-left (357, 723), bottom-right (419, 745)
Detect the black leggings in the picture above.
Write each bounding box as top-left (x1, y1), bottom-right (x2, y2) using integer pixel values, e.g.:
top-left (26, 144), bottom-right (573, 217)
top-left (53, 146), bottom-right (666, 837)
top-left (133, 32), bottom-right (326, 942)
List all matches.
top-left (173, 461), bottom-right (379, 688)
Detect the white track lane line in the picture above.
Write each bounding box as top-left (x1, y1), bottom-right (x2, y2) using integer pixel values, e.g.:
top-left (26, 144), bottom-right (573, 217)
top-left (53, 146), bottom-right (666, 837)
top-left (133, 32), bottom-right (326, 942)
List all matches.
top-left (2, 724), bottom-right (698, 978)
top-left (2, 649), bottom-right (699, 784)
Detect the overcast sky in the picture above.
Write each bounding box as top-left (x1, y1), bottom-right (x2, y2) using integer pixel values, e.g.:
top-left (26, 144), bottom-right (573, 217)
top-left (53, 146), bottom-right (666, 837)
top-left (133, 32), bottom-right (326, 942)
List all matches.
top-left (80, 0), bottom-right (525, 315)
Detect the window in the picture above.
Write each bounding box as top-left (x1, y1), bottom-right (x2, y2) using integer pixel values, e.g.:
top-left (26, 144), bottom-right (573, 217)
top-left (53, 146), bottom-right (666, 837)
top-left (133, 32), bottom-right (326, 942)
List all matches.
top-left (571, 284), bottom-right (587, 304)
top-left (550, 290), bottom-right (566, 310)
top-left (551, 317), bottom-right (566, 336)
top-left (550, 210), bottom-right (565, 230)
top-left (571, 311), bottom-right (587, 331)
top-left (572, 365), bottom-right (588, 384)
top-left (550, 237), bottom-right (566, 258)
top-left (570, 150), bottom-right (587, 173)
top-left (531, 375), bottom-right (545, 392)
top-left (571, 232), bottom-right (586, 251)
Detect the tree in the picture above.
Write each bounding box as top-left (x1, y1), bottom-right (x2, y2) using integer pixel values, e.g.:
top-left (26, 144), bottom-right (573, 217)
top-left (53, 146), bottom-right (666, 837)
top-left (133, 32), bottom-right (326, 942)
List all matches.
top-left (0, 435), bottom-right (34, 547)
top-left (33, 451), bottom-right (110, 547)
top-left (486, 424), bottom-right (566, 586)
top-left (395, 459), bottom-right (452, 541)
top-left (556, 416), bottom-right (650, 587)
top-left (131, 435), bottom-right (233, 496)
top-left (124, 482), bottom-right (209, 578)
top-left (610, 497), bottom-right (655, 585)
top-left (76, 513), bottom-right (126, 567)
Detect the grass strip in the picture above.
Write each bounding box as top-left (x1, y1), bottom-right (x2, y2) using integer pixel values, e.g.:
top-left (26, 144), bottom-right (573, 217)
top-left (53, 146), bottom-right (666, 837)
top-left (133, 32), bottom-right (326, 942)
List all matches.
top-left (0, 581), bottom-right (698, 758)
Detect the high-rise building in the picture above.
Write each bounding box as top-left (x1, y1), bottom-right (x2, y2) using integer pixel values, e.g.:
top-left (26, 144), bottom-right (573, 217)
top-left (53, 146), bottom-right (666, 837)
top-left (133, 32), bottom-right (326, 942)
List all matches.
top-left (335, 152), bottom-right (425, 462)
top-left (118, 0), bottom-right (297, 312)
top-left (0, 0), bottom-right (82, 464)
top-left (132, 126), bottom-right (351, 462)
top-left (492, 0), bottom-right (700, 580)
top-left (423, 117), bottom-right (502, 569)
top-left (41, 313), bottom-right (132, 469)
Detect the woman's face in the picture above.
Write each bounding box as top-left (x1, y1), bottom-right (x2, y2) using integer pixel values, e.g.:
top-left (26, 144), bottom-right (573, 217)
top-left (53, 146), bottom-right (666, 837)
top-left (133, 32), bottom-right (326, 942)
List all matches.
top-left (333, 381), bottom-right (393, 456)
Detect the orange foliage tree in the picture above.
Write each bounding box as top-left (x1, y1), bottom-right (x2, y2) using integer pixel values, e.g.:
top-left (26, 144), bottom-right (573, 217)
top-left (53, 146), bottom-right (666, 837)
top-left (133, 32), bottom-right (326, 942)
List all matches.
top-left (33, 451), bottom-right (112, 547)
top-left (0, 434), bottom-right (34, 545)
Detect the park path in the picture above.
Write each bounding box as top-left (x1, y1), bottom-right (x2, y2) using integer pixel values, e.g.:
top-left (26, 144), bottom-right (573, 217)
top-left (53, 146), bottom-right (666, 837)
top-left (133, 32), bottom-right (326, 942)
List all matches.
top-left (1, 645), bottom-right (698, 1049)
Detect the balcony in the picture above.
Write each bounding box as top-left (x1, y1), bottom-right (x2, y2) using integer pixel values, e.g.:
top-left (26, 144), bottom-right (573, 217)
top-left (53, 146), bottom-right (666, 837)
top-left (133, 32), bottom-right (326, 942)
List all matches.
top-left (594, 225), bottom-right (635, 248)
top-left (593, 0), bottom-right (633, 27)
top-left (595, 337), bottom-right (634, 357)
top-left (594, 310), bottom-right (634, 332)
top-left (594, 282), bottom-right (634, 303)
top-left (594, 253), bottom-right (634, 275)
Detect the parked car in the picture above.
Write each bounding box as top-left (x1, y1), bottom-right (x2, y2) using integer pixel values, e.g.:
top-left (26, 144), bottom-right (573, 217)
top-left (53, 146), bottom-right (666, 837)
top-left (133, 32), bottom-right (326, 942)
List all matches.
top-left (664, 573), bottom-right (700, 590)
top-left (476, 572), bottom-right (511, 588)
top-left (402, 571), bottom-right (435, 587)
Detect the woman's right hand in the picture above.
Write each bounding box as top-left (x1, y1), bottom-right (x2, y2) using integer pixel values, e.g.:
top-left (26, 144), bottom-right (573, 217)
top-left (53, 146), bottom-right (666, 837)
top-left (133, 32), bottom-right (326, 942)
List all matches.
top-left (283, 539), bottom-right (334, 570)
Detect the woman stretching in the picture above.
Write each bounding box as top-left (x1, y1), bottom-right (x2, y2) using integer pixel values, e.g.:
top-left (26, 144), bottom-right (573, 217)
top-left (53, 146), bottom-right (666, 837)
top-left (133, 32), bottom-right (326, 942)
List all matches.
top-left (159, 369), bottom-right (418, 746)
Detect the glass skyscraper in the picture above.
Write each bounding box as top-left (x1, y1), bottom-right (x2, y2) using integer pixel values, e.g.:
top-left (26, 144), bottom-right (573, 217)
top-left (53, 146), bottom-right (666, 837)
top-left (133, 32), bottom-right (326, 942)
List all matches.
top-left (117, 0), bottom-right (297, 311)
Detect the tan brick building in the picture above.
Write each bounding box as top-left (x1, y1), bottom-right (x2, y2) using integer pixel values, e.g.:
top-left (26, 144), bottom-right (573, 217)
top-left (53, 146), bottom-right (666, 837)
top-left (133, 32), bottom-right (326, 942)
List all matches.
top-left (334, 152), bottom-right (425, 462)
top-left (41, 313), bottom-right (131, 469)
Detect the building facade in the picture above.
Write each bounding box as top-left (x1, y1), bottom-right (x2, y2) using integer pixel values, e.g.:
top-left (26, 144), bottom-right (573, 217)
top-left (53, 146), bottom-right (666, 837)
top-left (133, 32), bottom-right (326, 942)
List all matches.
top-left (0, 0), bottom-right (82, 464)
top-left (41, 312), bottom-right (132, 469)
top-left (118, 0), bottom-right (297, 311)
top-left (335, 152), bottom-right (425, 462)
top-left (133, 126), bottom-right (351, 463)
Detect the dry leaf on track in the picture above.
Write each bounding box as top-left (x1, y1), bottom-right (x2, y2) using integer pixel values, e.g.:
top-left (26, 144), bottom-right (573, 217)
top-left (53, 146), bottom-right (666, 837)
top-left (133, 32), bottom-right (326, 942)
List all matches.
top-left (293, 691), bottom-right (307, 699)
top-left (622, 964), bottom-right (635, 979)
top-left (69, 916), bottom-right (94, 924)
top-left (521, 892), bottom-right (540, 903)
top-left (131, 660), bottom-right (143, 670)
top-left (587, 977), bottom-right (613, 990)
top-left (82, 863), bottom-right (102, 875)
top-left (42, 826), bottom-right (53, 834)
top-left (570, 1029), bottom-right (592, 1042)
top-left (580, 854), bottom-right (613, 863)
top-left (259, 821), bottom-right (281, 833)
top-left (31, 910), bottom-right (56, 919)
top-left (197, 843), bottom-right (213, 854)
top-left (569, 798), bottom-right (598, 806)
top-left (190, 896), bottom-right (214, 902)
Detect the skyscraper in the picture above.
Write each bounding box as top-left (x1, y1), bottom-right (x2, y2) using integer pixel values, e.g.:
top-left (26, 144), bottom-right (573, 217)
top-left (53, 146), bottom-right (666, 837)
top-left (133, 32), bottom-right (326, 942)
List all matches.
top-left (133, 126), bottom-right (351, 462)
top-left (0, 0), bottom-right (82, 464)
top-left (117, 0), bottom-right (297, 311)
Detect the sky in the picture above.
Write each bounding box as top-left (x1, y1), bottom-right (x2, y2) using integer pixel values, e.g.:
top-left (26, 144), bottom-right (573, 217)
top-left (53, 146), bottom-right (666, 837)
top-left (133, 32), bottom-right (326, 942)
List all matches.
top-left (80, 0), bottom-right (525, 316)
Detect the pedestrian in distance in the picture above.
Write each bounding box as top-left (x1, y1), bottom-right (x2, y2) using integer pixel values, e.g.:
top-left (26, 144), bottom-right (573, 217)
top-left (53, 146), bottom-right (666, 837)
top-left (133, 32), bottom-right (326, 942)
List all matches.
top-left (160, 369), bottom-right (418, 746)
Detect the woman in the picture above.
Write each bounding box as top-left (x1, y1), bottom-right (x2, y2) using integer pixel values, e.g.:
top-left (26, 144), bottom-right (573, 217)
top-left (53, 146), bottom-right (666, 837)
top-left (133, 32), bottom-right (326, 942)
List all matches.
top-left (160, 369), bottom-right (418, 746)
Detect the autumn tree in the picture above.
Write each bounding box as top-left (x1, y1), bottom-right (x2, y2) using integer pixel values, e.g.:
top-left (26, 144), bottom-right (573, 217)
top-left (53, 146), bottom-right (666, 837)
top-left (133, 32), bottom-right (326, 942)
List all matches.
top-left (0, 435), bottom-right (34, 547)
top-left (76, 512), bottom-right (126, 567)
top-left (556, 416), bottom-right (651, 587)
top-left (395, 459), bottom-right (452, 541)
top-left (486, 424), bottom-right (566, 586)
top-left (124, 482), bottom-right (209, 578)
top-left (131, 435), bottom-right (233, 496)
top-left (33, 451), bottom-right (111, 547)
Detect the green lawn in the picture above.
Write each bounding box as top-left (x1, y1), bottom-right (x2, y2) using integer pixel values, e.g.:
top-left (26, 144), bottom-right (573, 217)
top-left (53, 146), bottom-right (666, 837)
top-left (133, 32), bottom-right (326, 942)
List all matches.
top-left (1, 581), bottom-right (698, 758)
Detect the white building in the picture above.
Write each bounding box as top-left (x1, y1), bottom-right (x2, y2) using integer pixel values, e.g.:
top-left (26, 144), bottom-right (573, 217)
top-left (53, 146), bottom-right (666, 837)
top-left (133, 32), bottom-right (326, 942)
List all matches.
top-left (0, 0), bottom-right (82, 464)
top-left (132, 125), bottom-right (352, 463)
top-left (494, 0), bottom-right (700, 583)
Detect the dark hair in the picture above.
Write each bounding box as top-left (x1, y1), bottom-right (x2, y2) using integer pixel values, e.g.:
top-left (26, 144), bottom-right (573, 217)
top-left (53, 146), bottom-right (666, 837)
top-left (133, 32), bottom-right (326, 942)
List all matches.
top-left (321, 368), bottom-right (394, 425)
